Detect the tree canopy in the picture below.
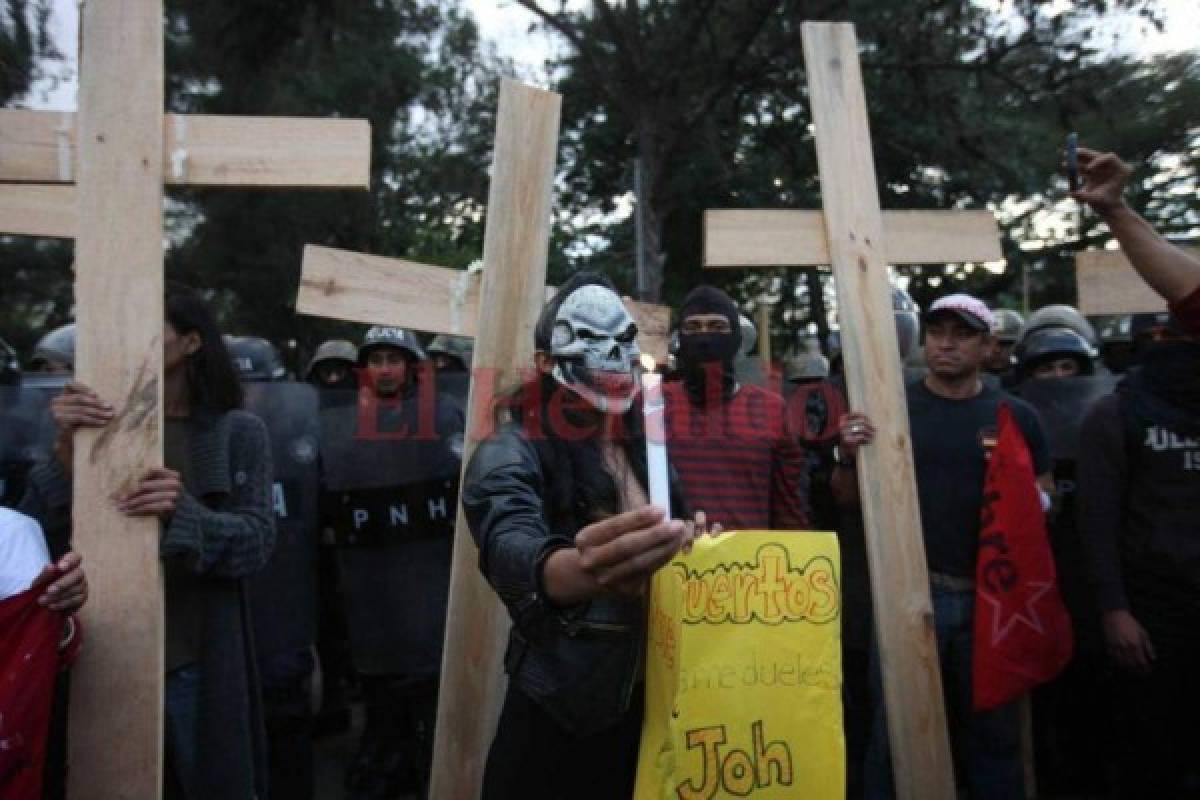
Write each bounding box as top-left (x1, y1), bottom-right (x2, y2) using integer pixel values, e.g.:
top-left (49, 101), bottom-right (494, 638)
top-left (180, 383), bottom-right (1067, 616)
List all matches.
top-left (1, 0), bottom-right (1196, 366)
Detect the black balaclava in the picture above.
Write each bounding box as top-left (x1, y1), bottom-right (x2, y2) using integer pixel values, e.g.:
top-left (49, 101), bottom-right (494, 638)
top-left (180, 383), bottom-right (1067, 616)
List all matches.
top-left (677, 285), bottom-right (742, 406)
top-left (1126, 337), bottom-right (1200, 437)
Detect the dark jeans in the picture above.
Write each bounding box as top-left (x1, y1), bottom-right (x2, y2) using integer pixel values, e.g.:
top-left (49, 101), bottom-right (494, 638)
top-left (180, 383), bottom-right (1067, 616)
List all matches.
top-left (164, 664), bottom-right (203, 800)
top-left (865, 587), bottom-right (1022, 800)
top-left (482, 684), bottom-right (643, 800)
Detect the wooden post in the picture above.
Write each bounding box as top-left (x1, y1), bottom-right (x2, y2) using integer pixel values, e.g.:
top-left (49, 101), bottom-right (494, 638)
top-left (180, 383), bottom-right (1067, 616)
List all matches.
top-left (803, 23), bottom-right (954, 797)
top-left (69, 3), bottom-right (165, 797)
top-left (798, 24), bottom-right (955, 797)
top-left (756, 300), bottom-right (771, 363)
top-left (295, 245), bottom-right (670, 363)
top-left (427, 79), bottom-right (562, 800)
top-left (703, 22), bottom-right (1005, 798)
top-left (0, 9), bottom-right (371, 798)
top-left (1075, 248), bottom-right (1184, 315)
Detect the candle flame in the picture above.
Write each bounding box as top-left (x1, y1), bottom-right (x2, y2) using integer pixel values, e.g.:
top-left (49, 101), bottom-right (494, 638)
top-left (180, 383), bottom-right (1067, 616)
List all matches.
top-left (639, 354), bottom-right (656, 371)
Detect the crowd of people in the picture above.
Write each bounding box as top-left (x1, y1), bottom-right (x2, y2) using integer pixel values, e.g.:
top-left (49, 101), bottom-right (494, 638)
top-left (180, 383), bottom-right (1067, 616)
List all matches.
top-left (0, 148), bottom-right (1197, 800)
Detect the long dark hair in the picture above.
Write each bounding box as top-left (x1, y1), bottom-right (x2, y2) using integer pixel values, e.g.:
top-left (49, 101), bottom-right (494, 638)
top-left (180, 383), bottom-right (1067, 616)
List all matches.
top-left (166, 282), bottom-right (243, 413)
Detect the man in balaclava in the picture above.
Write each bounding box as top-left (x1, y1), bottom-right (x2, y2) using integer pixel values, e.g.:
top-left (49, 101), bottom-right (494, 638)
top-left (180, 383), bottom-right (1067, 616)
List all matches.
top-left (1077, 313), bottom-right (1200, 799)
top-left (665, 285), bottom-right (809, 531)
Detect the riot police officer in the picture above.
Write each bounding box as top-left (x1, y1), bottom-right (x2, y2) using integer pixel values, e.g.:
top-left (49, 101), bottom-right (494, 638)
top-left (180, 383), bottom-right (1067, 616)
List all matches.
top-left (1013, 309), bottom-right (1115, 795)
top-left (426, 334), bottom-right (473, 373)
top-left (306, 339), bottom-right (359, 391)
top-left (323, 326), bottom-right (464, 798)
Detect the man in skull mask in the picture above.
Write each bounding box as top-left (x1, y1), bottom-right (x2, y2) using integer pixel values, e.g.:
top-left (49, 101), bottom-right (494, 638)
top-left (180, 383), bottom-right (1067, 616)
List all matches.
top-left (462, 272), bottom-right (709, 800)
top-left (664, 285), bottom-right (810, 532)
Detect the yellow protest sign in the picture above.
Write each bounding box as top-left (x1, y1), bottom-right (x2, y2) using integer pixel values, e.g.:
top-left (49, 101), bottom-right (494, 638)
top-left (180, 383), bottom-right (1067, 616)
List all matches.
top-left (635, 531), bottom-right (845, 800)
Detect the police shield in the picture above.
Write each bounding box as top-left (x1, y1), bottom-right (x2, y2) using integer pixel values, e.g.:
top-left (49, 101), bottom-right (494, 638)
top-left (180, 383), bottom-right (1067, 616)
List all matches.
top-left (319, 370), bottom-right (466, 678)
top-left (0, 384), bottom-right (59, 511)
top-left (242, 381), bottom-right (322, 667)
top-left (1014, 374), bottom-right (1118, 462)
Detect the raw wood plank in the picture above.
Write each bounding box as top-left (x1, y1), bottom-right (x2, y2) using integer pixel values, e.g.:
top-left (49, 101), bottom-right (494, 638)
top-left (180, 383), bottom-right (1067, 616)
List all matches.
top-left (803, 22), bottom-right (955, 800)
top-left (298, 245), bottom-right (671, 362)
top-left (1076, 248), bottom-right (1177, 314)
top-left (69, 1), bottom-right (165, 798)
top-left (0, 110), bottom-right (370, 188)
top-left (428, 79), bottom-right (562, 800)
top-left (0, 184), bottom-right (76, 238)
top-left (704, 209), bottom-right (1002, 267)
top-left (0, 109), bottom-right (76, 182)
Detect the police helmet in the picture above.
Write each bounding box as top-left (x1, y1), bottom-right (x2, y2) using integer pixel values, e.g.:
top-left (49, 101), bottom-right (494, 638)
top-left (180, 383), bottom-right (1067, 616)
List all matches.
top-left (738, 314), bottom-right (758, 359)
top-left (1015, 327), bottom-right (1095, 378)
top-left (893, 287), bottom-right (920, 362)
top-left (0, 336), bottom-right (18, 385)
top-left (305, 339), bottom-right (358, 380)
top-left (224, 336), bottom-right (287, 382)
top-left (785, 352), bottom-right (830, 383)
top-left (1018, 305), bottom-right (1098, 352)
top-left (427, 334), bottom-right (474, 371)
top-left (990, 310), bottom-right (1025, 344)
top-left (29, 323), bottom-right (76, 372)
top-left (358, 326), bottom-right (425, 365)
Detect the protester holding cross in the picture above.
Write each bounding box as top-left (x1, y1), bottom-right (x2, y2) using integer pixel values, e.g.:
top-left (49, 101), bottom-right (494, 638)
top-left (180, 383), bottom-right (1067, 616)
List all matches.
top-left (20, 284), bottom-right (276, 799)
top-left (835, 294), bottom-right (1054, 799)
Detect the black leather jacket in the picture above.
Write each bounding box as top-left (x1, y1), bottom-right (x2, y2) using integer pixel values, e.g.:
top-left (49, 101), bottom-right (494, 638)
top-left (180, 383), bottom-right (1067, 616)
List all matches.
top-left (462, 422), bottom-right (683, 736)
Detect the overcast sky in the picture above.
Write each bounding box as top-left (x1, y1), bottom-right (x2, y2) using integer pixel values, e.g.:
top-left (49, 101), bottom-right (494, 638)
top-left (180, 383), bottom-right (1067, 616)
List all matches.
top-left (21, 0), bottom-right (1199, 111)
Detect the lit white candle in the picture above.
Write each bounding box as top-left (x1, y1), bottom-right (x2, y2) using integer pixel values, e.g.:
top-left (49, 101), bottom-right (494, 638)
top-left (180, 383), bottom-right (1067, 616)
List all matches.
top-left (640, 354), bottom-right (671, 518)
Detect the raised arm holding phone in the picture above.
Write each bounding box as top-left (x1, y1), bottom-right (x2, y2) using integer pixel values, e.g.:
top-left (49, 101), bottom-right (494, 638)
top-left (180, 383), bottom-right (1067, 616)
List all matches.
top-left (1070, 143), bottom-right (1200, 325)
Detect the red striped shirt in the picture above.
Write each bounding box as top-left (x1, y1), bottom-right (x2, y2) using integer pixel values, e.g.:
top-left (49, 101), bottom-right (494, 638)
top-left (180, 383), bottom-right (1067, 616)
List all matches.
top-left (663, 381), bottom-right (810, 531)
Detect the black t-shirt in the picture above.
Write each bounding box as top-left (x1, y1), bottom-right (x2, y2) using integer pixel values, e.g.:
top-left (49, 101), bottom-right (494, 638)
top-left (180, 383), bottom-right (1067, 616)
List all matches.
top-left (907, 379), bottom-right (1051, 578)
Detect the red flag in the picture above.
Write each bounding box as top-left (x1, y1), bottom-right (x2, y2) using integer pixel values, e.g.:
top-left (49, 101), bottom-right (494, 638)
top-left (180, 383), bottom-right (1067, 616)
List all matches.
top-left (973, 403), bottom-right (1073, 712)
top-left (0, 581), bottom-right (79, 797)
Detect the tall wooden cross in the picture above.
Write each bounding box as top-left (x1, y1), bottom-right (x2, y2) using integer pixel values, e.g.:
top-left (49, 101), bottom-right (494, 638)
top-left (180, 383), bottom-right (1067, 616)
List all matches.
top-left (1075, 248), bottom-right (1183, 315)
top-left (297, 247), bottom-right (670, 362)
top-left (705, 22), bottom-right (1006, 799)
top-left (294, 78), bottom-right (564, 800)
top-left (0, 3), bottom-right (370, 797)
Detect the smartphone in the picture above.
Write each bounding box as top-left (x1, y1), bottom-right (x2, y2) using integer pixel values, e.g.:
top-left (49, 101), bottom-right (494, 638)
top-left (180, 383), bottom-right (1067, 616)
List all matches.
top-left (1065, 132), bottom-right (1079, 191)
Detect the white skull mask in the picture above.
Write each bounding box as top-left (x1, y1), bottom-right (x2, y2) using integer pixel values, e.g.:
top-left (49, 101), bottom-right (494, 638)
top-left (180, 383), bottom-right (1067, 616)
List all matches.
top-left (549, 285), bottom-right (641, 413)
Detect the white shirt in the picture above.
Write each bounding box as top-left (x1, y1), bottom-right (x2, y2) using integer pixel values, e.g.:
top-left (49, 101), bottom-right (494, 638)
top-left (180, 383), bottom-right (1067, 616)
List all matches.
top-left (0, 507), bottom-right (51, 601)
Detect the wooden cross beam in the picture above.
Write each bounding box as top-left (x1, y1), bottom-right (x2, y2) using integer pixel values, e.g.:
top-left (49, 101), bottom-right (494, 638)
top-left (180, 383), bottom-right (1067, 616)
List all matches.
top-left (0, 3), bottom-right (371, 797)
top-left (293, 79), bottom-right (562, 800)
top-left (0, 112), bottom-right (369, 239)
top-left (704, 22), bottom-right (1008, 799)
top-left (1075, 248), bottom-right (1184, 315)
top-left (296, 244), bottom-right (672, 362)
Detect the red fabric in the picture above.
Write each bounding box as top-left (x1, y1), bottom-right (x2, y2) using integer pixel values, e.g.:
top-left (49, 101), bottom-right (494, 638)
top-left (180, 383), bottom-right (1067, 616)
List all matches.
top-left (1168, 285), bottom-right (1200, 336)
top-left (664, 381), bottom-right (809, 530)
top-left (972, 403), bottom-right (1073, 712)
top-left (0, 582), bottom-right (76, 797)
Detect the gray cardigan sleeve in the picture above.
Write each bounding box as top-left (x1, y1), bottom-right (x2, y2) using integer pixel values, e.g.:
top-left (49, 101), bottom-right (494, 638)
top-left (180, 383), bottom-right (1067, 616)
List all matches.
top-left (161, 414), bottom-right (276, 579)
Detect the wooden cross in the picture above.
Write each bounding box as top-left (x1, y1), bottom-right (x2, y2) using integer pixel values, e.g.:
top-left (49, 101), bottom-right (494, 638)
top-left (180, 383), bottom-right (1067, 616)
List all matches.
top-left (0, 3), bottom-right (370, 797)
top-left (297, 246), bottom-right (671, 362)
top-left (705, 22), bottom-right (1007, 799)
top-left (1075, 248), bottom-right (1183, 315)
top-left (294, 78), bottom-right (565, 800)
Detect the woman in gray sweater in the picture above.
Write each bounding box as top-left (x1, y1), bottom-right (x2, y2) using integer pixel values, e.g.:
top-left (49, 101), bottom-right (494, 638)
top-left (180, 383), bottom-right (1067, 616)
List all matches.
top-left (21, 283), bottom-right (275, 799)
